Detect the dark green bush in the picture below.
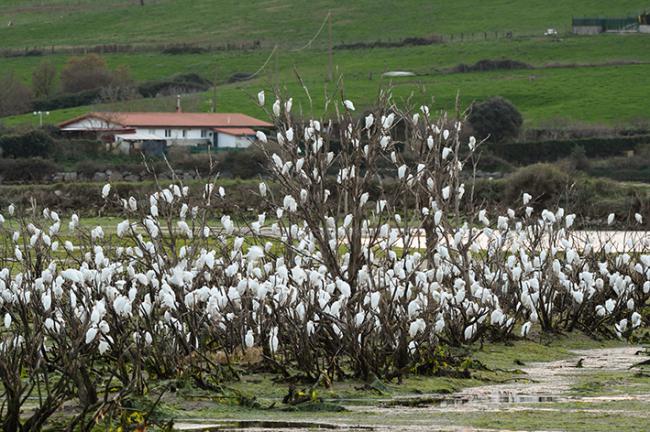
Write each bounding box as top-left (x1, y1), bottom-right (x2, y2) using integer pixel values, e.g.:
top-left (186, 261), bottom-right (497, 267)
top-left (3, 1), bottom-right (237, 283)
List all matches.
top-left (453, 59), bottom-right (532, 73)
top-left (53, 139), bottom-right (104, 162)
top-left (32, 88), bottom-right (101, 111)
top-left (161, 45), bottom-right (208, 55)
top-left (504, 163), bottom-right (570, 208)
top-left (489, 136), bottom-right (647, 165)
top-left (0, 157), bottom-right (58, 182)
top-left (219, 149), bottom-right (268, 179)
top-left (468, 97), bottom-right (523, 143)
top-left (75, 160), bottom-right (111, 176)
top-left (0, 129), bottom-right (55, 158)
top-left (568, 145), bottom-right (590, 171)
top-left (137, 73), bottom-right (212, 97)
top-left (172, 153), bottom-right (217, 176)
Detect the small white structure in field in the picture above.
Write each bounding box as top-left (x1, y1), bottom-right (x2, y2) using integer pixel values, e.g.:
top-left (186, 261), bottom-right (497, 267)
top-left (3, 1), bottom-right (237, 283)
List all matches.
top-left (59, 111), bottom-right (272, 152)
top-left (382, 71), bottom-right (416, 78)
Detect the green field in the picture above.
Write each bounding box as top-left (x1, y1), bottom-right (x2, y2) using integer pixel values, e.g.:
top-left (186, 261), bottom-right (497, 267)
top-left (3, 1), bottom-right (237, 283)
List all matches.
top-left (0, 0), bottom-right (646, 49)
top-left (2, 1), bottom-right (650, 126)
top-left (5, 54), bottom-right (650, 127)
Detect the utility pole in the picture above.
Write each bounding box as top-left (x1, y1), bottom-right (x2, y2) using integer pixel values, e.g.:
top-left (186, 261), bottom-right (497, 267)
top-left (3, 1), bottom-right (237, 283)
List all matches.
top-left (274, 48), bottom-right (279, 87)
top-left (33, 111), bottom-right (49, 127)
top-left (327, 11), bottom-right (333, 82)
top-left (211, 69), bottom-right (218, 112)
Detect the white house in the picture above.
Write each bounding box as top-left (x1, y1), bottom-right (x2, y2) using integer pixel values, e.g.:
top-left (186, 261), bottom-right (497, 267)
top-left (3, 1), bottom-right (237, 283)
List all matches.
top-left (59, 111), bottom-right (272, 152)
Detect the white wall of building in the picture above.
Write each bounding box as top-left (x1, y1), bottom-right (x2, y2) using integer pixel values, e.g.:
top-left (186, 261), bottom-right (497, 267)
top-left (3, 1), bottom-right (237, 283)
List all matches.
top-left (216, 133), bottom-right (253, 149)
top-left (133, 127), bottom-right (213, 146)
top-left (62, 117), bottom-right (259, 149)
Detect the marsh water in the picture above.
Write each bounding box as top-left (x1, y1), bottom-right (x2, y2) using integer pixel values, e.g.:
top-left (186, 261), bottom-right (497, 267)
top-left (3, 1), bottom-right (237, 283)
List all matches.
top-left (174, 346), bottom-right (649, 431)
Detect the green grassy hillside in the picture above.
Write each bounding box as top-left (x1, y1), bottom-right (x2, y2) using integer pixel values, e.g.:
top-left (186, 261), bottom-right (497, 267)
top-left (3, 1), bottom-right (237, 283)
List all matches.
top-left (6, 61), bottom-right (650, 128)
top-left (0, 0), bottom-right (646, 49)
top-left (1, 0), bottom-right (650, 127)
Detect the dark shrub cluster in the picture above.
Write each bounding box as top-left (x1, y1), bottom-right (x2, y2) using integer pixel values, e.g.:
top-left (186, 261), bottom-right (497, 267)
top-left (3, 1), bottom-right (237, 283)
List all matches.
top-left (0, 129), bottom-right (54, 158)
top-left (452, 59), bottom-right (532, 73)
top-left (137, 73), bottom-right (212, 97)
top-left (489, 135), bottom-right (648, 164)
top-left (0, 157), bottom-right (58, 182)
top-left (468, 97), bottom-right (523, 143)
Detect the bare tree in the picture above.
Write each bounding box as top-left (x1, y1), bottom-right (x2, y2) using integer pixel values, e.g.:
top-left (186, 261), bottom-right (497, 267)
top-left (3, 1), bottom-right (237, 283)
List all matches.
top-left (60, 54), bottom-right (113, 94)
top-left (0, 71), bottom-right (33, 116)
top-left (31, 60), bottom-right (57, 99)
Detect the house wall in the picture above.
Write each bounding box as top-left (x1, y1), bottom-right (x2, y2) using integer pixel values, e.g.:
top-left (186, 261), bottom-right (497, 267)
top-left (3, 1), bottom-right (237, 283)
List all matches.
top-left (216, 133), bottom-right (253, 149)
top-left (61, 118), bottom-right (259, 149)
top-left (133, 127), bottom-right (212, 146)
top-left (640, 25), bottom-right (650, 33)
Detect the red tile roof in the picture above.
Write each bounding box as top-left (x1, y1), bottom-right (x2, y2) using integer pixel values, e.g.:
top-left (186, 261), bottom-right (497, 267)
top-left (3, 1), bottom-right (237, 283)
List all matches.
top-left (213, 127), bottom-right (256, 136)
top-left (59, 112), bottom-right (272, 129)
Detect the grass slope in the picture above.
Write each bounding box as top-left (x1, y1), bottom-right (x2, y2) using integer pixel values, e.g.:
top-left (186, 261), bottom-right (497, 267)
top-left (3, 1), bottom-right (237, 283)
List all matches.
top-left (5, 59), bottom-right (650, 127)
top-left (0, 0), bottom-right (647, 49)
top-left (1, 2), bottom-right (650, 126)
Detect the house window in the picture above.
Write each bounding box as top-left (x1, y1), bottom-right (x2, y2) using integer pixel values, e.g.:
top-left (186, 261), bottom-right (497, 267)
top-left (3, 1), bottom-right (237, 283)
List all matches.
top-left (164, 129), bottom-right (172, 138)
top-left (182, 130), bottom-right (187, 138)
top-left (201, 129), bottom-right (208, 138)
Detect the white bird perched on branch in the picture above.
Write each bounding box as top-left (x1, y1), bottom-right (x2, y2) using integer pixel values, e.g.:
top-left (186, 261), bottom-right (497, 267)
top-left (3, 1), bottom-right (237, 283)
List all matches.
top-left (397, 164), bottom-right (407, 179)
top-left (85, 327), bottom-right (98, 344)
top-left (409, 318), bottom-right (425, 338)
top-left (521, 321), bottom-right (532, 337)
top-left (256, 131), bottom-right (267, 143)
top-left (101, 183), bottom-right (111, 199)
top-left (468, 136), bottom-right (477, 151)
top-left (269, 327), bottom-right (279, 354)
top-left (245, 330), bottom-right (255, 348)
top-left (607, 213), bottom-right (615, 225)
top-left (343, 99), bottom-right (355, 111)
top-left (257, 90), bottom-right (265, 106)
top-left (365, 114), bottom-right (374, 129)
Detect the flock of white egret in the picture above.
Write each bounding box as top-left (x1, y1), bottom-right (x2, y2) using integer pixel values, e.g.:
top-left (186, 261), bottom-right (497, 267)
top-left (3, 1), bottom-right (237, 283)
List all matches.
top-left (0, 95), bottom-right (647, 429)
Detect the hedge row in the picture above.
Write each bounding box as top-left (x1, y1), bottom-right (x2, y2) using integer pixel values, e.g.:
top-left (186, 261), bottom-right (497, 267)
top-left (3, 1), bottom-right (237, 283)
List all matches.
top-left (0, 130), bottom-right (54, 158)
top-left (33, 88), bottom-right (102, 111)
top-left (30, 73), bottom-right (212, 111)
top-left (488, 135), bottom-right (650, 165)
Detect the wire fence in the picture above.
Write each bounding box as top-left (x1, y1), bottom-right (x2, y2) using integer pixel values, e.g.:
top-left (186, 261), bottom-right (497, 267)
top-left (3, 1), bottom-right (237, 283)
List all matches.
top-left (0, 28), bottom-right (576, 59)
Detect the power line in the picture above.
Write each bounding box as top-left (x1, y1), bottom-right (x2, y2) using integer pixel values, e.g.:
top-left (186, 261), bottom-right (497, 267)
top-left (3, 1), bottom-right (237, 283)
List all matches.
top-left (291, 12), bottom-right (331, 52)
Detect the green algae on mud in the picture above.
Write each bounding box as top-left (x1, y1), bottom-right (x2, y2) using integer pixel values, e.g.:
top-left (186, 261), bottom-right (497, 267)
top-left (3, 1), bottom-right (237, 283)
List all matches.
top-left (34, 334), bottom-right (649, 431)
top-left (84, 333), bottom-right (638, 430)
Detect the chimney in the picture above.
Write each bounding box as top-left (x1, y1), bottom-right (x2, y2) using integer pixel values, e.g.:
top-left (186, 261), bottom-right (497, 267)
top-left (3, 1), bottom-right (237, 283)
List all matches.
top-left (176, 95), bottom-right (182, 113)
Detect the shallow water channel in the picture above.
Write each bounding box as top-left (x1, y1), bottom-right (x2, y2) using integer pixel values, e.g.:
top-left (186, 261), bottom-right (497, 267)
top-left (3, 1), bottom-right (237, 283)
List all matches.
top-left (174, 346), bottom-right (649, 431)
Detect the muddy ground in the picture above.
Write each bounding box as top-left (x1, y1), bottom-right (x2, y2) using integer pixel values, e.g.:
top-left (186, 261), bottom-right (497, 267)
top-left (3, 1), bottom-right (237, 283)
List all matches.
top-left (145, 335), bottom-right (650, 432)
